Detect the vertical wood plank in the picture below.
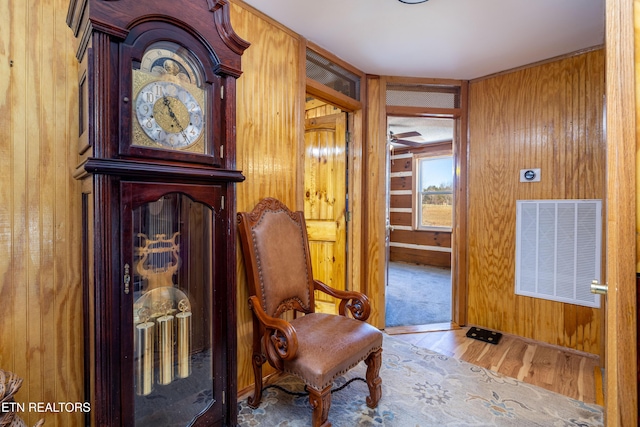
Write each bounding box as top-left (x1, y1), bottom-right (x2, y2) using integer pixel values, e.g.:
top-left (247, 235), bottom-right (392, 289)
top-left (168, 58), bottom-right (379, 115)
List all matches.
top-left (41, 0), bottom-right (57, 415)
top-left (0, 0), bottom-right (16, 376)
top-left (11, 0), bottom-right (32, 414)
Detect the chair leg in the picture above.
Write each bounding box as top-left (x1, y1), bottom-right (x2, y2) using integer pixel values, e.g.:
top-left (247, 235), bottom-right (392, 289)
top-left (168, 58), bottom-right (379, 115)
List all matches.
top-left (247, 352), bottom-right (266, 408)
top-left (308, 384), bottom-right (332, 427)
top-left (248, 315), bottom-right (267, 408)
top-left (364, 348), bottom-right (382, 408)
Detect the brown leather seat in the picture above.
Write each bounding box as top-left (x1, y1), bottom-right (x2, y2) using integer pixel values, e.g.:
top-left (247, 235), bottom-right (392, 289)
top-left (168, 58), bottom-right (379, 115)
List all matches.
top-left (238, 198), bottom-right (382, 427)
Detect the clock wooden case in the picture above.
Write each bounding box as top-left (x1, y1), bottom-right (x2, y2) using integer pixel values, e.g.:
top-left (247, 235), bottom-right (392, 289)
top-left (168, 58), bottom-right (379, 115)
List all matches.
top-left (66, 1), bottom-right (249, 425)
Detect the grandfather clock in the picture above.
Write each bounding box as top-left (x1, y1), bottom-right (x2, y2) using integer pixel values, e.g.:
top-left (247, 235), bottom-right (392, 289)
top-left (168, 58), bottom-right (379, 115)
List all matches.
top-left (66, 1), bottom-right (249, 425)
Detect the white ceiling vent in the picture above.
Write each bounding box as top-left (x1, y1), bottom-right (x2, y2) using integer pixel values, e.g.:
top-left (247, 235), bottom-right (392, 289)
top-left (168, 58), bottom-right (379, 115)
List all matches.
top-left (515, 200), bottom-right (602, 308)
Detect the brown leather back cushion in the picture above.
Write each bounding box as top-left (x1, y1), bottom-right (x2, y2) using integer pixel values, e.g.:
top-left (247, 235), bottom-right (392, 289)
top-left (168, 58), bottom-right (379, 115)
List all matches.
top-left (252, 209), bottom-right (312, 316)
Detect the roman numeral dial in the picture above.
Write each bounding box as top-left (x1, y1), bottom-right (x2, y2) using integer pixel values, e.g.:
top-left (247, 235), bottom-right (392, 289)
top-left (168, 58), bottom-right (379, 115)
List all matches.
top-left (135, 80), bottom-right (204, 148)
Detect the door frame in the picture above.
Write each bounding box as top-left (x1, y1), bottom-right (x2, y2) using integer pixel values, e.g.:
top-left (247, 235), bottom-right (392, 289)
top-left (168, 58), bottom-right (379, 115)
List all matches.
top-left (384, 115), bottom-right (458, 329)
top-left (604, 0), bottom-right (638, 423)
top-left (303, 43), bottom-right (366, 296)
top-left (381, 78), bottom-right (469, 329)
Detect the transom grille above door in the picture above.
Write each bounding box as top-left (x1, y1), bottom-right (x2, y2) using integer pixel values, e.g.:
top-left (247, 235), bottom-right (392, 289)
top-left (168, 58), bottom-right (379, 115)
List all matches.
top-left (386, 83), bottom-right (460, 108)
top-left (306, 49), bottom-right (360, 101)
top-left (515, 199), bottom-right (602, 308)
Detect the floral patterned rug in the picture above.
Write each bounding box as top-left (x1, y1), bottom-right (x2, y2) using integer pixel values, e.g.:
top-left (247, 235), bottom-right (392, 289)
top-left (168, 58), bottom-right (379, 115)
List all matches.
top-left (237, 334), bottom-right (603, 426)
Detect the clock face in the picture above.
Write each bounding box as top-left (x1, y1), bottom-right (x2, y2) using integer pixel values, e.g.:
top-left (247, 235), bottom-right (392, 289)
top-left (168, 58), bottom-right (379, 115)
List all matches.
top-left (132, 42), bottom-right (208, 153)
top-left (135, 80), bottom-right (204, 148)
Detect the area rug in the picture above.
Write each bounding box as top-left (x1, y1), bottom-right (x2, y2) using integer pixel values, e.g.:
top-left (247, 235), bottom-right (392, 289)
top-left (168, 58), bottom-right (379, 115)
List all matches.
top-left (237, 334), bottom-right (603, 426)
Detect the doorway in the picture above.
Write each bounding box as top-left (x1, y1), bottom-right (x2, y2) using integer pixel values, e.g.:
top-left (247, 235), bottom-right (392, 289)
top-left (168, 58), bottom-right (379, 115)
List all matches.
top-left (385, 116), bottom-right (455, 328)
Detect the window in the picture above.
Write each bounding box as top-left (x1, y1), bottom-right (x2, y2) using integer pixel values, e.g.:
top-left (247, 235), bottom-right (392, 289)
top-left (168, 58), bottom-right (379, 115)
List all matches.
top-left (416, 156), bottom-right (453, 230)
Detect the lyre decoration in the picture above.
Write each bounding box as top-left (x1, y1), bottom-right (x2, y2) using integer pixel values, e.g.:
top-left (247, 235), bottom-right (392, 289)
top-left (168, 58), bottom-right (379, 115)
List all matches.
top-left (135, 231), bottom-right (181, 291)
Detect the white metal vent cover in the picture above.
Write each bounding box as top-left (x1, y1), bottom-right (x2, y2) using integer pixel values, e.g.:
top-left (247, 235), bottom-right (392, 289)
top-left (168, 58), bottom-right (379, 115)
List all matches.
top-left (515, 199), bottom-right (602, 308)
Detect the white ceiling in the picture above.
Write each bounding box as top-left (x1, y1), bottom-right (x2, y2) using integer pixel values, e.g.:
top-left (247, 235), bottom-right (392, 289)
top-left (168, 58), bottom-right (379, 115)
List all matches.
top-left (388, 116), bottom-right (453, 147)
top-left (241, 0), bottom-right (605, 80)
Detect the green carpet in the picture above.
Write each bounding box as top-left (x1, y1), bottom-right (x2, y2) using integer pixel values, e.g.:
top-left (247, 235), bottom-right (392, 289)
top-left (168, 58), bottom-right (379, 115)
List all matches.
top-left (237, 334), bottom-right (603, 426)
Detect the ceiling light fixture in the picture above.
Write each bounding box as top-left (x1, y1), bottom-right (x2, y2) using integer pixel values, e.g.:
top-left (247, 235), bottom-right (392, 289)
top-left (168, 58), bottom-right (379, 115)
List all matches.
top-left (398, 0), bottom-right (428, 3)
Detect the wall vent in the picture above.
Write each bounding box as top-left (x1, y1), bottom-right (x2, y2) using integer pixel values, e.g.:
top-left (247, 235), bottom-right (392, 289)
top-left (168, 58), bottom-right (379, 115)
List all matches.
top-left (386, 83), bottom-right (460, 108)
top-left (515, 199), bottom-right (602, 308)
top-left (306, 48), bottom-right (360, 101)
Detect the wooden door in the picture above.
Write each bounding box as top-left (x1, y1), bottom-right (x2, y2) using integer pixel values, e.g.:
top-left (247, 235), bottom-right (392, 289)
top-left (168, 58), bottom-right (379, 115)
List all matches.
top-left (304, 111), bottom-right (348, 314)
top-left (603, 0), bottom-right (638, 424)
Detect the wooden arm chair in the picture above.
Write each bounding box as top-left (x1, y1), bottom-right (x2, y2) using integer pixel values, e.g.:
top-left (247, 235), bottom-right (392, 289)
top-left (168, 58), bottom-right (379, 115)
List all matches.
top-left (237, 198), bottom-right (383, 427)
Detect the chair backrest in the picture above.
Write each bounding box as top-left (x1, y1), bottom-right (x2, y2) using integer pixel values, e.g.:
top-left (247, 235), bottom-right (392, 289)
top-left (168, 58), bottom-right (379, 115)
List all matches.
top-left (237, 198), bottom-right (315, 317)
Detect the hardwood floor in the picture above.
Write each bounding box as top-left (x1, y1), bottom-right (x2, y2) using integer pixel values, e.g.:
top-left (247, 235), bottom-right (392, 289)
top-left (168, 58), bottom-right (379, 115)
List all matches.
top-left (388, 324), bottom-right (602, 405)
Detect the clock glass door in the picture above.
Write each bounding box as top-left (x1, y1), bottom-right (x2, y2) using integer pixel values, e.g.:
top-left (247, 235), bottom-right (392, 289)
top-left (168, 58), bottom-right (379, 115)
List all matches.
top-left (132, 41), bottom-right (209, 155)
top-left (122, 182), bottom-right (223, 426)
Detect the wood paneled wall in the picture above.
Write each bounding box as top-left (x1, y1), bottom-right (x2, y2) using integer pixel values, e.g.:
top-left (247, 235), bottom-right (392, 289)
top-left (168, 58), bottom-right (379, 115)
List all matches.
top-left (230, 1), bottom-right (304, 393)
top-left (467, 49), bottom-right (605, 354)
top-left (0, 0), bottom-right (84, 426)
top-left (389, 144), bottom-right (452, 267)
top-left (636, 0), bottom-right (640, 275)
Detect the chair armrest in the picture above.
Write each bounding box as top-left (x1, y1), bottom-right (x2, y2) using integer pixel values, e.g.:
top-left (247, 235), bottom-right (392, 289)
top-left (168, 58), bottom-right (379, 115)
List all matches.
top-left (313, 279), bottom-right (372, 321)
top-left (248, 296), bottom-right (298, 362)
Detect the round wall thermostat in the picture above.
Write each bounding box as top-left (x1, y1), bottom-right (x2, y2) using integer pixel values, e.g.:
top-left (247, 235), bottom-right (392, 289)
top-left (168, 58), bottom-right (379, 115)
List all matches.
top-left (520, 168), bottom-right (541, 182)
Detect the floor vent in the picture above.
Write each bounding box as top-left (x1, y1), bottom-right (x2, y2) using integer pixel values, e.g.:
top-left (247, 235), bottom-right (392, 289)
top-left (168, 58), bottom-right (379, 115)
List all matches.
top-left (515, 199), bottom-right (602, 308)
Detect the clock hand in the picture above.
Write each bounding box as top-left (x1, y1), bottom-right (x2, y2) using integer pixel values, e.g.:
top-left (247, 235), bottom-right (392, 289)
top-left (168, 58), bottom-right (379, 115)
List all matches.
top-left (162, 96), bottom-right (189, 144)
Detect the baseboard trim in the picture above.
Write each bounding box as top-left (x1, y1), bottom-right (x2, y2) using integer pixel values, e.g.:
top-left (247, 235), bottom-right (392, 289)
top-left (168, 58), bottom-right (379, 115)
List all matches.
top-left (385, 322), bottom-right (460, 335)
